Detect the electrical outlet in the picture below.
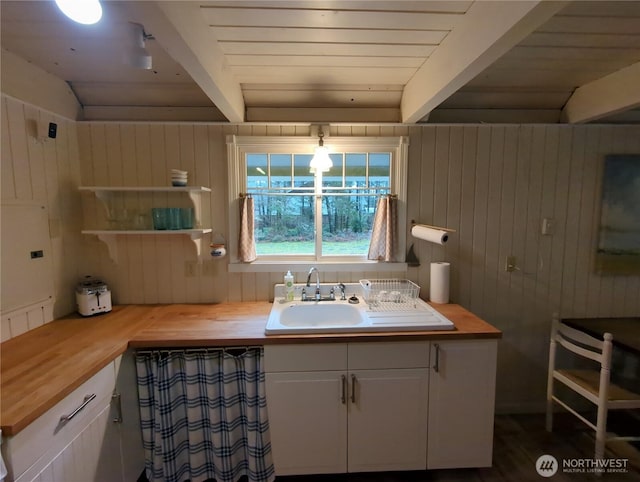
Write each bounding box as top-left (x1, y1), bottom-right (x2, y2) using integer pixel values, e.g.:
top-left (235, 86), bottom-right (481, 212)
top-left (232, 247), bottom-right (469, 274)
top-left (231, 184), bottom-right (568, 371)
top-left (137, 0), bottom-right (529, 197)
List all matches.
top-left (185, 261), bottom-right (199, 277)
top-left (541, 218), bottom-right (555, 236)
top-left (505, 256), bottom-right (518, 272)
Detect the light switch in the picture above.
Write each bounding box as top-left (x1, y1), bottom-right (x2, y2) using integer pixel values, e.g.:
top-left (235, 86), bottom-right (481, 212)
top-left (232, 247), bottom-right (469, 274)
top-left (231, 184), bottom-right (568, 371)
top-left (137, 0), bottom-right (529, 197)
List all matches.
top-left (542, 218), bottom-right (555, 236)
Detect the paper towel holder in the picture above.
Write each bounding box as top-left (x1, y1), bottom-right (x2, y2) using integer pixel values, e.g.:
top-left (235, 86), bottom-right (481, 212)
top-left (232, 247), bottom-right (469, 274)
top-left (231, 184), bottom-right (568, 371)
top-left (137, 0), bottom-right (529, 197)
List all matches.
top-left (411, 220), bottom-right (457, 233)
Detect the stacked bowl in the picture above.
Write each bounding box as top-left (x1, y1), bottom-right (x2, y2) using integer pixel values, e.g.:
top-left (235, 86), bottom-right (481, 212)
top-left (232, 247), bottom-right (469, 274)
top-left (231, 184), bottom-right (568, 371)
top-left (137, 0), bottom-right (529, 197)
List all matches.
top-left (171, 169), bottom-right (188, 186)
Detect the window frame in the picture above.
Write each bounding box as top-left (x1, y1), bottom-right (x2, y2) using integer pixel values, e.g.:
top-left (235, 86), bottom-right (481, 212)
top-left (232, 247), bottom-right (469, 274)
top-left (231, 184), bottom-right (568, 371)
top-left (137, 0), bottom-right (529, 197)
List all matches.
top-left (227, 135), bottom-right (409, 271)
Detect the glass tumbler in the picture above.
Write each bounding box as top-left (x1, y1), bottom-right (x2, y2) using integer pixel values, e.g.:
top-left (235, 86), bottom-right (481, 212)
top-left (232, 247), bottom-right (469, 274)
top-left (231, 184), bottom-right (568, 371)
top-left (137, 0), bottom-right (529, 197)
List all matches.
top-left (152, 208), bottom-right (168, 230)
top-left (168, 208), bottom-right (182, 230)
top-left (180, 208), bottom-right (194, 229)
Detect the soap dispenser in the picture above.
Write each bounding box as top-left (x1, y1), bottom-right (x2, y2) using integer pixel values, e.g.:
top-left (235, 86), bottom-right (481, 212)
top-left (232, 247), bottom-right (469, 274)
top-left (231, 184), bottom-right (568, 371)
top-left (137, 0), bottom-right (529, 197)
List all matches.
top-left (284, 271), bottom-right (294, 301)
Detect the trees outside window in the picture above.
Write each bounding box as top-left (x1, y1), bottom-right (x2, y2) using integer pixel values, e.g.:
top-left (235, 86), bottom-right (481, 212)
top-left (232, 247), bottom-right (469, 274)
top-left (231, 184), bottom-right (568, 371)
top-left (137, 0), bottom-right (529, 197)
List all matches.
top-left (247, 152), bottom-right (390, 257)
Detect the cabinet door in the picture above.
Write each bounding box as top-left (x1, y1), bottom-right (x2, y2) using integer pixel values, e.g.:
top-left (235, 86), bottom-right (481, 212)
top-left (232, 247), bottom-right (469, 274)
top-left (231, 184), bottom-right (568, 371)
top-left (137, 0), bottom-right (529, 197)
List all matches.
top-left (19, 404), bottom-right (121, 482)
top-left (265, 371), bottom-right (347, 475)
top-left (427, 340), bottom-right (498, 469)
top-left (348, 369), bottom-right (429, 472)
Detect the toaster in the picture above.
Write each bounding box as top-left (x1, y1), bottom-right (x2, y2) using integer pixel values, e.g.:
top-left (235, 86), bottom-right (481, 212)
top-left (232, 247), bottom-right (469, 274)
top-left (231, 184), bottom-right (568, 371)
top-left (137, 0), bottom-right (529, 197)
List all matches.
top-left (76, 277), bottom-right (112, 316)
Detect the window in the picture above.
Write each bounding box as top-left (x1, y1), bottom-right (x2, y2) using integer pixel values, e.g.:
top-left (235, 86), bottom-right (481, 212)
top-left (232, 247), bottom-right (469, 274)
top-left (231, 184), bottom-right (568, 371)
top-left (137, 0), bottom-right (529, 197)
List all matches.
top-left (227, 135), bottom-right (408, 266)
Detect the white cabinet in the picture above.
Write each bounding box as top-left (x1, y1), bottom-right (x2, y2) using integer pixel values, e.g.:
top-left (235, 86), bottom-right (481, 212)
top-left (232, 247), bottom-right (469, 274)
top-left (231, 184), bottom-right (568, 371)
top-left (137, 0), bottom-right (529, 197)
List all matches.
top-left (265, 339), bottom-right (498, 476)
top-left (3, 361), bottom-right (119, 482)
top-left (18, 404), bottom-right (120, 482)
top-left (427, 339), bottom-right (498, 469)
top-left (264, 342), bottom-right (429, 476)
top-left (2, 353), bottom-right (145, 482)
top-left (347, 368), bottom-right (428, 472)
top-left (265, 371), bottom-right (348, 474)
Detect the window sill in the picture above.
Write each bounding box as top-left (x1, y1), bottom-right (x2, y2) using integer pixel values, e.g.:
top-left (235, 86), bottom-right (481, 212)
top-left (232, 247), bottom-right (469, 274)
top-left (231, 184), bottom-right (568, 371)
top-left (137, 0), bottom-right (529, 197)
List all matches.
top-left (228, 260), bottom-right (408, 273)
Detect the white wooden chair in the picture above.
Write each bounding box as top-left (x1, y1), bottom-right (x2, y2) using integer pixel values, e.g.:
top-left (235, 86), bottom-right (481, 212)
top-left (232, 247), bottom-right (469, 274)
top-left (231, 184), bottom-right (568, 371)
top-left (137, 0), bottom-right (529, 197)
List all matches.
top-left (546, 314), bottom-right (640, 461)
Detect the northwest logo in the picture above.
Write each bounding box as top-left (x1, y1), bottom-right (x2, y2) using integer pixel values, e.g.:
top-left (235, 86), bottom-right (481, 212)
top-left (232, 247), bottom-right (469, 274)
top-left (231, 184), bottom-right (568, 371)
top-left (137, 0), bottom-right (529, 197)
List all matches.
top-left (536, 454), bottom-right (559, 477)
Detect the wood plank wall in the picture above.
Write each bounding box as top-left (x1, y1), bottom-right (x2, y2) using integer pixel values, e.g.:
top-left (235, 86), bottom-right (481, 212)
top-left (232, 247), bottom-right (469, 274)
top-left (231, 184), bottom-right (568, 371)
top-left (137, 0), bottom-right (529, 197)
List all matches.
top-left (3, 95), bottom-right (639, 409)
top-left (0, 95), bottom-right (83, 340)
top-left (75, 123), bottom-right (409, 306)
top-left (76, 121), bottom-right (640, 411)
top-left (408, 124), bottom-right (640, 411)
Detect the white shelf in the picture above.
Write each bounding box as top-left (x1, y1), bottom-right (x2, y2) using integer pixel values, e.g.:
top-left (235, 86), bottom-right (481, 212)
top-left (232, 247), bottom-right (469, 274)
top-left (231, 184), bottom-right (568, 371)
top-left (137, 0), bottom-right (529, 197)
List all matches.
top-left (78, 186), bottom-right (211, 193)
top-left (82, 229), bottom-right (213, 262)
top-left (79, 186), bottom-right (213, 263)
top-left (82, 229), bottom-right (212, 236)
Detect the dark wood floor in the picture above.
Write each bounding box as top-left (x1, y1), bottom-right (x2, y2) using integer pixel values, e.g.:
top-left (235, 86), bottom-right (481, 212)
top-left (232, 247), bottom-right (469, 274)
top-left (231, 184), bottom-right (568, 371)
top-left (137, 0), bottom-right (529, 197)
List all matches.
top-left (279, 413), bottom-right (640, 482)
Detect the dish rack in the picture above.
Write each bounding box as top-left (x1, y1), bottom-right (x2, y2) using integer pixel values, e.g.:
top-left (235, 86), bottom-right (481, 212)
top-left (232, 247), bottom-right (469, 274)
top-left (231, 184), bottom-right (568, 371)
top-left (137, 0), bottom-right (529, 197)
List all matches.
top-left (359, 279), bottom-right (421, 311)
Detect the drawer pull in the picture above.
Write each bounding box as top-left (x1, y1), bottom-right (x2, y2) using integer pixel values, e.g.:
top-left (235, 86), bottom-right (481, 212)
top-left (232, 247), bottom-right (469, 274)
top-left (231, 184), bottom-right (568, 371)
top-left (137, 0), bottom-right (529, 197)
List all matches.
top-left (112, 392), bottom-right (123, 423)
top-left (350, 374), bottom-right (356, 404)
top-left (59, 394), bottom-right (96, 425)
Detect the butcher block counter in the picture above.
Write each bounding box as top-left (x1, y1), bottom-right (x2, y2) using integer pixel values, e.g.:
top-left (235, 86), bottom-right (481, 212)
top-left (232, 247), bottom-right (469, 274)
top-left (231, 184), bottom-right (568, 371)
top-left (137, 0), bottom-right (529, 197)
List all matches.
top-left (1, 302), bottom-right (501, 436)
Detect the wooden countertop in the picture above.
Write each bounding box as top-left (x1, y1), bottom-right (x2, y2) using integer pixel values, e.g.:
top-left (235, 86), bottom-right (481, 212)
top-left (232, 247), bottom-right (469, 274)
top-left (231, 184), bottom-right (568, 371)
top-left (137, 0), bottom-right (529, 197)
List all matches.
top-left (1, 302), bottom-right (501, 436)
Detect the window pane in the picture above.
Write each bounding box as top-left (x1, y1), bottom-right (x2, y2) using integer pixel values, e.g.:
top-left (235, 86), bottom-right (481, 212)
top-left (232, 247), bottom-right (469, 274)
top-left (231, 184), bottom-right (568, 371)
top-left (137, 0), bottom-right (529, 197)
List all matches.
top-left (270, 154), bottom-right (292, 188)
top-left (254, 194), bottom-right (315, 255)
top-left (321, 193), bottom-right (373, 256)
top-left (323, 154), bottom-right (344, 188)
top-left (345, 153), bottom-right (366, 180)
top-left (369, 153), bottom-right (391, 190)
top-left (293, 154), bottom-right (314, 189)
top-left (247, 154), bottom-right (268, 189)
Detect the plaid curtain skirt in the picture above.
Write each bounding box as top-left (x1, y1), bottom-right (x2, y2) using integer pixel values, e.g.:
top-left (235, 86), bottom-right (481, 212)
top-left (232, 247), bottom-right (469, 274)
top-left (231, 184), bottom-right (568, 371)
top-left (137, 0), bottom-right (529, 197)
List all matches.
top-left (136, 348), bottom-right (275, 482)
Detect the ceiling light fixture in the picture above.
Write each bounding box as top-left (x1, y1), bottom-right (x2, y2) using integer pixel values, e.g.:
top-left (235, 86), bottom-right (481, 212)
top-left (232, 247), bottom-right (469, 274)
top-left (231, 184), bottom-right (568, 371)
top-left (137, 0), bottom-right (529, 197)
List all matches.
top-left (55, 0), bottom-right (102, 25)
top-left (309, 129), bottom-right (332, 173)
top-left (123, 22), bottom-right (153, 70)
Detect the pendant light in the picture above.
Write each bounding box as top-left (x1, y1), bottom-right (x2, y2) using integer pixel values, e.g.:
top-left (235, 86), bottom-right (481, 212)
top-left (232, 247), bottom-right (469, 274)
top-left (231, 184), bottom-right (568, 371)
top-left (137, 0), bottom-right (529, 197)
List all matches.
top-left (309, 129), bottom-right (332, 173)
top-left (55, 0), bottom-right (102, 25)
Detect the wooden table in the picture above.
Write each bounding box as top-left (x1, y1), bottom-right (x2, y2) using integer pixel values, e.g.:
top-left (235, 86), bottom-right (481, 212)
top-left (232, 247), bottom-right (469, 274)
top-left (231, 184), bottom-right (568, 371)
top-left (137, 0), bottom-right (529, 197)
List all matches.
top-left (562, 317), bottom-right (640, 355)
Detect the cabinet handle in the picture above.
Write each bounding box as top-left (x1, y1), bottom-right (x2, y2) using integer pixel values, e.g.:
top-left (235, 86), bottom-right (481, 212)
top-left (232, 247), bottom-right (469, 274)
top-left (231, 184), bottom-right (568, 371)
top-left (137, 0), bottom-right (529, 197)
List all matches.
top-left (351, 374), bottom-right (356, 404)
top-left (59, 393), bottom-right (96, 425)
top-left (340, 375), bottom-right (346, 404)
top-left (112, 392), bottom-right (123, 423)
top-left (433, 343), bottom-right (440, 373)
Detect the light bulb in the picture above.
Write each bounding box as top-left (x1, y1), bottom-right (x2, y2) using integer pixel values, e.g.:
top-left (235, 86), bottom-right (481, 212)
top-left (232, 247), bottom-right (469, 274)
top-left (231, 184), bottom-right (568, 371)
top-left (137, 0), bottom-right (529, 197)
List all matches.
top-left (55, 0), bottom-right (102, 25)
top-left (309, 146), bottom-right (332, 173)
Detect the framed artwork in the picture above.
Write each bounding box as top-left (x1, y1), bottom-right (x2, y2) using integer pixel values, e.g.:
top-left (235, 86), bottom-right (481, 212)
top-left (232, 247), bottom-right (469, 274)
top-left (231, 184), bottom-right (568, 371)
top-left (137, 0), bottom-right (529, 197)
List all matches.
top-left (595, 154), bottom-right (640, 275)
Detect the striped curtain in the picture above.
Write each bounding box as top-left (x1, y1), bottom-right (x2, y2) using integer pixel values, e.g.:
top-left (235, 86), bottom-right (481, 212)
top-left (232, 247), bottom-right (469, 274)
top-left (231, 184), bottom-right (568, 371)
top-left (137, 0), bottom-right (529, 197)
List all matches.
top-left (136, 348), bottom-right (275, 482)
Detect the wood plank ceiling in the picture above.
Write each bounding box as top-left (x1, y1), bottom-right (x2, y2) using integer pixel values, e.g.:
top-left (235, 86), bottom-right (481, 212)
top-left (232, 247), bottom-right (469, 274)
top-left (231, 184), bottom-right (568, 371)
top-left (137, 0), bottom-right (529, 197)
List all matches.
top-left (1, 0), bottom-right (639, 124)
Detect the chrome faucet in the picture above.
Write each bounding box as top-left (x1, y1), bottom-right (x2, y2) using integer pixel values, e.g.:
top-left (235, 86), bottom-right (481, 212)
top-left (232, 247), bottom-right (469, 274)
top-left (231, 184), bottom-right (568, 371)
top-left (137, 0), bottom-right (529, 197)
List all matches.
top-left (337, 282), bottom-right (346, 300)
top-left (306, 267), bottom-right (321, 301)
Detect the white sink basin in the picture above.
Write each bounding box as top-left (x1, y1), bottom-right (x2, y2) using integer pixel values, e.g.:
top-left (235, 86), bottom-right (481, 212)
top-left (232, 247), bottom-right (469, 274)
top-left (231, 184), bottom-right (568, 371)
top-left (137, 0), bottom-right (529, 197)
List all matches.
top-left (279, 303), bottom-right (365, 328)
top-left (265, 295), bottom-right (455, 335)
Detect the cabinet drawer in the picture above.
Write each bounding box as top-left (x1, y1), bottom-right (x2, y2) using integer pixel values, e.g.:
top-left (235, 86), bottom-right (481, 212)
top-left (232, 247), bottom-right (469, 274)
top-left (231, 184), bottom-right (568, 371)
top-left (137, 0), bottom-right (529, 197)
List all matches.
top-left (348, 342), bottom-right (430, 369)
top-left (4, 360), bottom-right (117, 480)
top-left (265, 344), bottom-right (347, 372)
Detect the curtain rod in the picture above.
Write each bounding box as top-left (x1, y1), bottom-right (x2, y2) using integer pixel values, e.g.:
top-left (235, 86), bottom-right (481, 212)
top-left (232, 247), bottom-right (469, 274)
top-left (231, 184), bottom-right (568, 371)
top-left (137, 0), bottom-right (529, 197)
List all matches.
top-left (136, 346), bottom-right (263, 356)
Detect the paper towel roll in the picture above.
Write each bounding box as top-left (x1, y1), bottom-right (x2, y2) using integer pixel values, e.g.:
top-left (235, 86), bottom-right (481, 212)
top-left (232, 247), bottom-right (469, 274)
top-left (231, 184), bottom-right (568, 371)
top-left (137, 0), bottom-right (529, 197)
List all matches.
top-left (411, 225), bottom-right (449, 245)
top-left (430, 262), bottom-right (450, 304)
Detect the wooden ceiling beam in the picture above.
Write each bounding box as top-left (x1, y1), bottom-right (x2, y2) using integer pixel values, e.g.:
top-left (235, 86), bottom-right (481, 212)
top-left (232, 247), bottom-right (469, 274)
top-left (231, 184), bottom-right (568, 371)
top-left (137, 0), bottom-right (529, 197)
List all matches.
top-left (561, 62), bottom-right (640, 124)
top-left (124, 1), bottom-right (244, 122)
top-left (400, 1), bottom-right (566, 123)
